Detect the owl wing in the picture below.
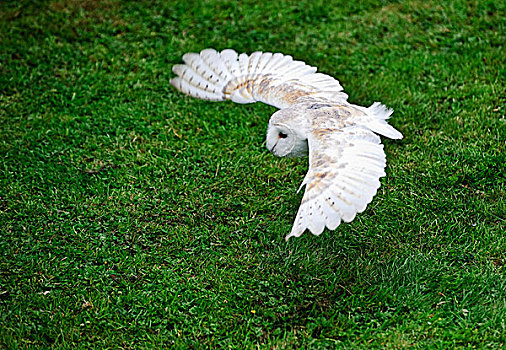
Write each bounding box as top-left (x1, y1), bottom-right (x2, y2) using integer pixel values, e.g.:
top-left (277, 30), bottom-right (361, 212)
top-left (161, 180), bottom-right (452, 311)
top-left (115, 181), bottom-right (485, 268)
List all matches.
top-left (286, 123), bottom-right (388, 240)
top-left (171, 49), bottom-right (348, 109)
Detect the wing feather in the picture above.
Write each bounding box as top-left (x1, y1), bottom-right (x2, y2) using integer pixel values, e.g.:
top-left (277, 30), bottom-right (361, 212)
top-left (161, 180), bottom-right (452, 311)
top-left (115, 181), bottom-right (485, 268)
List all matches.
top-left (255, 52), bottom-right (273, 73)
top-left (171, 48), bottom-right (347, 109)
top-left (322, 197), bottom-right (341, 230)
top-left (248, 51), bottom-right (262, 74)
top-left (287, 125), bottom-right (389, 240)
top-left (200, 48), bottom-right (232, 81)
top-left (306, 198), bottom-right (326, 235)
top-left (220, 49), bottom-right (240, 76)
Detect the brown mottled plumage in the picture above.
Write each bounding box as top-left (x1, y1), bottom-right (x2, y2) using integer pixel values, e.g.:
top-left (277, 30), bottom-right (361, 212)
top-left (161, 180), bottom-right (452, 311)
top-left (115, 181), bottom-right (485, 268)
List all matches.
top-left (171, 49), bottom-right (402, 240)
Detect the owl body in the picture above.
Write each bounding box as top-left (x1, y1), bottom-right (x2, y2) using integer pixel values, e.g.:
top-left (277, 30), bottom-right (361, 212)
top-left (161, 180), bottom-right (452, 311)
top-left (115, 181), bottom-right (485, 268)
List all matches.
top-left (266, 102), bottom-right (359, 158)
top-left (171, 49), bottom-right (402, 240)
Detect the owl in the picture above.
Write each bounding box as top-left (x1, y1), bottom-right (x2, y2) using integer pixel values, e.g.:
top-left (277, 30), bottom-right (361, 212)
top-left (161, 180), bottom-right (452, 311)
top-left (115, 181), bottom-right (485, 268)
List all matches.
top-left (171, 49), bottom-right (402, 240)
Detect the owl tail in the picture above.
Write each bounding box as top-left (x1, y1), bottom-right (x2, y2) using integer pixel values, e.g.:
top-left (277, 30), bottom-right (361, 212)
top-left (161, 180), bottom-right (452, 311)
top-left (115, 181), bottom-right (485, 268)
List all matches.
top-left (361, 102), bottom-right (403, 140)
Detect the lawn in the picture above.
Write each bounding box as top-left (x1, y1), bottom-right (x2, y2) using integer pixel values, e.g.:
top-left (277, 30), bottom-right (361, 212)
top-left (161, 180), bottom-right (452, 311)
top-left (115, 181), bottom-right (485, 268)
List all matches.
top-left (0, 0), bottom-right (504, 348)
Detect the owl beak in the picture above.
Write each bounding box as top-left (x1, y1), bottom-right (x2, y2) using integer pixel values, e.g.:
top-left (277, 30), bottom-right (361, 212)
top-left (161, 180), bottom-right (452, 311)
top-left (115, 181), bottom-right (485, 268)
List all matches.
top-left (270, 140), bottom-right (279, 153)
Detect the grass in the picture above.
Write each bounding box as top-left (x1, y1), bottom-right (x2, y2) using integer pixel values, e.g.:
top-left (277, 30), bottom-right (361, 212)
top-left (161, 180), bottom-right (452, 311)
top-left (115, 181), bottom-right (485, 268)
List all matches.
top-left (0, 0), bottom-right (504, 348)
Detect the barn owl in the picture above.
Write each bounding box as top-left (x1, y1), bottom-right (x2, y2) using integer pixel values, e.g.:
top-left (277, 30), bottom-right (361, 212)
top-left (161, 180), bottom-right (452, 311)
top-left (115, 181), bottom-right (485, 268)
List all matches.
top-left (171, 49), bottom-right (402, 240)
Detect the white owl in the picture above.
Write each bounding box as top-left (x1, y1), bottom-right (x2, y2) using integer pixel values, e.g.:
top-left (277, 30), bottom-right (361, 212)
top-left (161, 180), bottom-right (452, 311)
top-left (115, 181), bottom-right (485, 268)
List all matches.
top-left (171, 49), bottom-right (403, 240)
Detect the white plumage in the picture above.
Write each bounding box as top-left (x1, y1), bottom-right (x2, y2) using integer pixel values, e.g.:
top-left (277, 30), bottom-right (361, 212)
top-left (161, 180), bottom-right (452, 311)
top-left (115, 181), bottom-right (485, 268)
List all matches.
top-left (171, 49), bottom-right (403, 240)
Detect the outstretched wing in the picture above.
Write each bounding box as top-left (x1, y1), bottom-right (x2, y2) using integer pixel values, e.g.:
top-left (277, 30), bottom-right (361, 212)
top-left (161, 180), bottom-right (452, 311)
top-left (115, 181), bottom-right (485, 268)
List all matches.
top-left (171, 48), bottom-right (348, 109)
top-left (287, 124), bottom-right (389, 240)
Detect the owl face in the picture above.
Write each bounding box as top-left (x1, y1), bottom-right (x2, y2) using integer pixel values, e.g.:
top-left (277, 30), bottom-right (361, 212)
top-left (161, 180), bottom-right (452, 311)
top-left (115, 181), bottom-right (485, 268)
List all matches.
top-left (266, 123), bottom-right (294, 157)
top-left (266, 122), bottom-right (308, 158)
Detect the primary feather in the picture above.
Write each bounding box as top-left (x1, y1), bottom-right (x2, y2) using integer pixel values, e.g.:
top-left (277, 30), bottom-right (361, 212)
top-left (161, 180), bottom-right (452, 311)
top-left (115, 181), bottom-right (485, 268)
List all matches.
top-left (171, 48), bottom-right (347, 109)
top-left (171, 49), bottom-right (403, 240)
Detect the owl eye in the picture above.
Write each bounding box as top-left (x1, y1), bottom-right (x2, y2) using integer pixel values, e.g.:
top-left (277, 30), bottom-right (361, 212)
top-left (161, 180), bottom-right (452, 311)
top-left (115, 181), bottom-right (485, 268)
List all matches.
top-left (278, 132), bottom-right (288, 139)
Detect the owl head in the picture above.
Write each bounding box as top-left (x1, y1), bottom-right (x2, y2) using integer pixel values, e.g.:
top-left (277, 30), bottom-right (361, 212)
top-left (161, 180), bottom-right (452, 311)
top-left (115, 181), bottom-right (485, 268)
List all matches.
top-left (266, 108), bottom-right (309, 157)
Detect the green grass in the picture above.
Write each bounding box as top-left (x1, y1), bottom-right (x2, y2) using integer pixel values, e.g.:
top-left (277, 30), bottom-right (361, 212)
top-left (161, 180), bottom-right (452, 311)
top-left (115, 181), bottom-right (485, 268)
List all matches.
top-left (0, 0), bottom-right (504, 348)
